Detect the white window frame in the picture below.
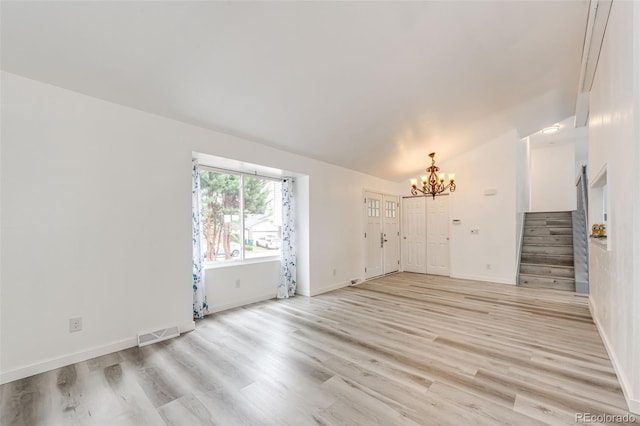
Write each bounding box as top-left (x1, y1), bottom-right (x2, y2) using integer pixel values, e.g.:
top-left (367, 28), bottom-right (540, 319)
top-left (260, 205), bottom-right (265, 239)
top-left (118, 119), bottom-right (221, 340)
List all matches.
top-left (199, 165), bottom-right (282, 268)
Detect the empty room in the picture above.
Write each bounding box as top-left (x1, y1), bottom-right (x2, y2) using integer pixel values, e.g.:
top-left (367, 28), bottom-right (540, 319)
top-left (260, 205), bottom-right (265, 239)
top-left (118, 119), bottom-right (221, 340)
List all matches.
top-left (1, 1), bottom-right (639, 425)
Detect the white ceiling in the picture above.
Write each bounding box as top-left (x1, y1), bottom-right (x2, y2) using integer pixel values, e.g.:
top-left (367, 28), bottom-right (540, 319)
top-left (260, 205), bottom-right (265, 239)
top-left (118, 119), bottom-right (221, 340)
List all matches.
top-left (1, 1), bottom-right (589, 181)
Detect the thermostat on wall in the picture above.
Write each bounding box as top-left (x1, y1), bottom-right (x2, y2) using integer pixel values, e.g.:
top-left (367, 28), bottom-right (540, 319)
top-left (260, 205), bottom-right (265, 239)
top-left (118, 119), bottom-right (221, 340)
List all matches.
top-left (483, 188), bottom-right (497, 196)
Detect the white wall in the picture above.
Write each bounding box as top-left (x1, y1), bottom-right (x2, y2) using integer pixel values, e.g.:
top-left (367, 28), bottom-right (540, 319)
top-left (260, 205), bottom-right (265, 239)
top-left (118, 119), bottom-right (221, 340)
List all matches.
top-left (516, 137), bottom-right (531, 262)
top-left (530, 143), bottom-right (576, 212)
top-left (439, 130), bottom-right (520, 285)
top-left (205, 261), bottom-right (280, 313)
top-left (0, 72), bottom-right (401, 383)
top-left (587, 0), bottom-right (640, 414)
top-left (575, 137), bottom-right (588, 181)
top-left (1, 72), bottom-right (194, 383)
top-left (516, 137), bottom-right (531, 216)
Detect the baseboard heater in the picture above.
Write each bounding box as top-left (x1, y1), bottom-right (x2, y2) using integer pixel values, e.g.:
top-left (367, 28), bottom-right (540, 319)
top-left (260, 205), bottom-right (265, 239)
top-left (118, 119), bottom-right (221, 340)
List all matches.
top-left (137, 325), bottom-right (179, 347)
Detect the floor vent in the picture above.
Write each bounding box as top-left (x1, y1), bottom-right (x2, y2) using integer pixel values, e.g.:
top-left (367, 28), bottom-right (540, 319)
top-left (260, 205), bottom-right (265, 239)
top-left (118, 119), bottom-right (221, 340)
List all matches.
top-left (137, 326), bottom-right (179, 347)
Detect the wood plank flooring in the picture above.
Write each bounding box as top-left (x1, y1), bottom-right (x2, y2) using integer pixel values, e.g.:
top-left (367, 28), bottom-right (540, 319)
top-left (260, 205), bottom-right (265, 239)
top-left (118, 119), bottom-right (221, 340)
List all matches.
top-left (0, 273), bottom-right (633, 425)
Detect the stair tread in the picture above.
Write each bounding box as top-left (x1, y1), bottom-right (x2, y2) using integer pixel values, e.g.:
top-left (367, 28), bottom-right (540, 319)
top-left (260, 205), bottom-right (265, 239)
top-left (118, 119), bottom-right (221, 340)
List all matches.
top-left (520, 262), bottom-right (574, 269)
top-left (524, 237), bottom-right (573, 240)
top-left (524, 225), bottom-right (573, 228)
top-left (521, 211), bottom-right (578, 291)
top-left (522, 243), bottom-right (574, 247)
top-left (526, 211), bottom-right (573, 214)
top-left (522, 253), bottom-right (574, 258)
top-left (519, 273), bottom-right (575, 281)
top-left (519, 283), bottom-right (576, 292)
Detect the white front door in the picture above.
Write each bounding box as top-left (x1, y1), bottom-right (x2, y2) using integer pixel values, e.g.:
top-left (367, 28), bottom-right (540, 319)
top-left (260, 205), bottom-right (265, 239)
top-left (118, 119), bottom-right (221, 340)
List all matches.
top-left (365, 191), bottom-right (400, 279)
top-left (365, 192), bottom-right (383, 279)
top-left (426, 195), bottom-right (450, 276)
top-left (383, 195), bottom-right (400, 274)
top-left (402, 197), bottom-right (427, 273)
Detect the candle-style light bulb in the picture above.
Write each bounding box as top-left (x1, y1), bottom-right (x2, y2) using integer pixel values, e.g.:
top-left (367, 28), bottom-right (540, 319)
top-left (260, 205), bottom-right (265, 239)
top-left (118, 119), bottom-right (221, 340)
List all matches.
top-left (410, 178), bottom-right (417, 187)
top-left (448, 173), bottom-right (455, 182)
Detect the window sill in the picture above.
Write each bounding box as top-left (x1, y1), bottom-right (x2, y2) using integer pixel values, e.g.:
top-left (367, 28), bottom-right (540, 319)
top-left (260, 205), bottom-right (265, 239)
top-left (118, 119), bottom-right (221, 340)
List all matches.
top-left (204, 256), bottom-right (280, 270)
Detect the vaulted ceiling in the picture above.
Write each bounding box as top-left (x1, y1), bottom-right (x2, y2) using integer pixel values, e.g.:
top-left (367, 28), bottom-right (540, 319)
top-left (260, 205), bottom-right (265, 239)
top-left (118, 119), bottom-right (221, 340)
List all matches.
top-left (1, 1), bottom-right (589, 181)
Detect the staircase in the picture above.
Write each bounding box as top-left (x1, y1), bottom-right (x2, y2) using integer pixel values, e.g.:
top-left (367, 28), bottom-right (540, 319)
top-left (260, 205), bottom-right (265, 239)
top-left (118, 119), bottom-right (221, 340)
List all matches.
top-left (519, 211), bottom-right (576, 291)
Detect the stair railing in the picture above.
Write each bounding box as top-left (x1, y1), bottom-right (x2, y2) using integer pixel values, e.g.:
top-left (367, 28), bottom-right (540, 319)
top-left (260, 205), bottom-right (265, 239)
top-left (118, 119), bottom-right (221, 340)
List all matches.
top-left (577, 165), bottom-right (589, 215)
top-left (573, 165), bottom-right (589, 293)
top-left (516, 212), bottom-right (526, 285)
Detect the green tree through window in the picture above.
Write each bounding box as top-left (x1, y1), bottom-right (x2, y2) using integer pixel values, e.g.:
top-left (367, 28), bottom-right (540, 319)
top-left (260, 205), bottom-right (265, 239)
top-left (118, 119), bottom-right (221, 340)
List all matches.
top-left (199, 169), bottom-right (281, 263)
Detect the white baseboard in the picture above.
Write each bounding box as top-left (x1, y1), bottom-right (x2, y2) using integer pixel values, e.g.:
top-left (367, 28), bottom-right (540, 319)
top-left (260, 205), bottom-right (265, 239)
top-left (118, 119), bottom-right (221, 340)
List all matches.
top-left (349, 276), bottom-right (367, 286)
top-left (206, 293), bottom-right (276, 314)
top-left (589, 297), bottom-right (640, 415)
top-left (310, 280), bottom-right (351, 296)
top-left (295, 287), bottom-right (311, 297)
top-left (1, 319), bottom-right (197, 385)
top-left (450, 273), bottom-right (516, 285)
top-left (179, 320), bottom-right (196, 333)
top-left (0, 337), bottom-right (137, 385)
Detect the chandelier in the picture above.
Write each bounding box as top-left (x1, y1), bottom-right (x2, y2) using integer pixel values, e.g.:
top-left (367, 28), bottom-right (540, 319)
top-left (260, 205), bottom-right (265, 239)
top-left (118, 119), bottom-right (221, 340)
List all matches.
top-left (410, 152), bottom-right (456, 199)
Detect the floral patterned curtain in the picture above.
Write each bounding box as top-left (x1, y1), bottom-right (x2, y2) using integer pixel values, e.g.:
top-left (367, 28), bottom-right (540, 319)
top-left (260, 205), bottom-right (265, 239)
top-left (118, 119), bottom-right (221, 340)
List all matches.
top-left (277, 178), bottom-right (297, 298)
top-left (192, 159), bottom-right (208, 318)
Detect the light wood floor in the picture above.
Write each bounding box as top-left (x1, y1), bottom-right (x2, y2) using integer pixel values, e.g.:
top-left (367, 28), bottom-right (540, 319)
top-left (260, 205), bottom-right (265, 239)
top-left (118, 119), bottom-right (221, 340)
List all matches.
top-left (0, 273), bottom-right (632, 425)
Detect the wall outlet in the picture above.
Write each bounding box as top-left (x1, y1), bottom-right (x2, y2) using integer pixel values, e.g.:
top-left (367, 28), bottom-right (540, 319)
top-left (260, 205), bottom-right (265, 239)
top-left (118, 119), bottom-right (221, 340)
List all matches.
top-left (235, 279), bottom-right (240, 288)
top-left (332, 268), bottom-right (337, 277)
top-left (69, 317), bottom-right (82, 333)
top-left (486, 264), bottom-right (492, 270)
top-left (470, 229), bottom-right (480, 235)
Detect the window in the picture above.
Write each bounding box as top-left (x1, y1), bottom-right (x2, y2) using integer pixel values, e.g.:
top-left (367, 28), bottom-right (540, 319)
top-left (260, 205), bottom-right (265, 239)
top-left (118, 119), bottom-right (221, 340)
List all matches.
top-left (199, 168), bottom-right (282, 264)
top-left (368, 199), bottom-right (380, 217)
top-left (385, 201), bottom-right (396, 218)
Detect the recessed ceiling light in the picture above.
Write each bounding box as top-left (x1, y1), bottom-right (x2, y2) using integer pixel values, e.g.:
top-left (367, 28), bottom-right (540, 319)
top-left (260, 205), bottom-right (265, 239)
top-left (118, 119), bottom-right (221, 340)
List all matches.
top-left (542, 125), bottom-right (560, 134)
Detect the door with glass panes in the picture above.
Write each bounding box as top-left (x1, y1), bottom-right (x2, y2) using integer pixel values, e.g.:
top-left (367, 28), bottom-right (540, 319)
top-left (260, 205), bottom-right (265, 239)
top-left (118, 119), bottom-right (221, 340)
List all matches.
top-left (365, 191), bottom-right (400, 279)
